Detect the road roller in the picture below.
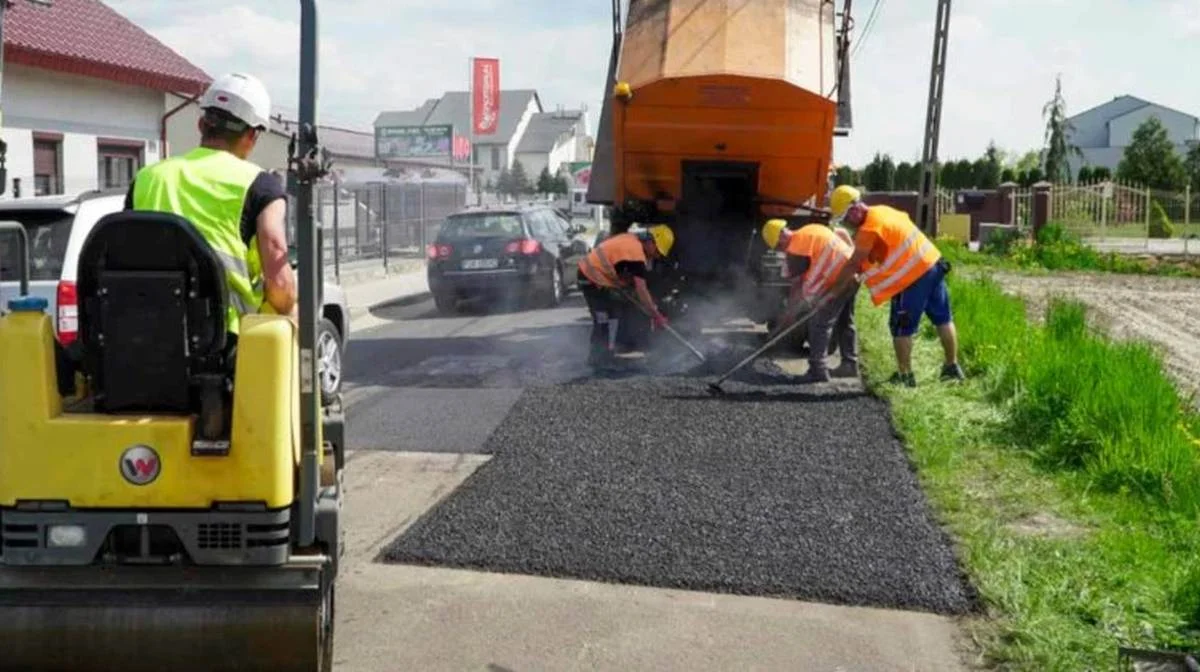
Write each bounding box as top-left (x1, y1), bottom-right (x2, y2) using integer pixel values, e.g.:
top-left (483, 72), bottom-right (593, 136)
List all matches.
top-left (0, 2), bottom-right (343, 670)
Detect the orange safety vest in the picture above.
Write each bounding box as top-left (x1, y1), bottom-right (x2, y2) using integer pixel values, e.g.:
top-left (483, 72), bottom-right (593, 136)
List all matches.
top-left (783, 225), bottom-right (852, 299)
top-left (578, 232), bottom-right (647, 288)
top-left (856, 205), bottom-right (942, 306)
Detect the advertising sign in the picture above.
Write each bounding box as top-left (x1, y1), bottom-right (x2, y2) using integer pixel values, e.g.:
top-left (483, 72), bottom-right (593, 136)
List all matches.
top-left (472, 57), bottom-right (500, 135)
top-left (376, 125), bottom-right (453, 159)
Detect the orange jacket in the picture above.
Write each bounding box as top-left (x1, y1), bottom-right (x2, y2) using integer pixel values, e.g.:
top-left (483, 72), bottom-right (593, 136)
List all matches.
top-left (783, 225), bottom-right (853, 299)
top-left (854, 205), bottom-right (942, 305)
top-left (578, 232), bottom-right (647, 288)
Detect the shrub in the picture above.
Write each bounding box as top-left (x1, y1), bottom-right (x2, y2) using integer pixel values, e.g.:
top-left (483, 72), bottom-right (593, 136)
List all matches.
top-left (1149, 200), bottom-right (1176, 239)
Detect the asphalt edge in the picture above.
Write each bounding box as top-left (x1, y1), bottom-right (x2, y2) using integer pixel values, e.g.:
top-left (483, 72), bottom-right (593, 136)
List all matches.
top-left (349, 290), bottom-right (433, 323)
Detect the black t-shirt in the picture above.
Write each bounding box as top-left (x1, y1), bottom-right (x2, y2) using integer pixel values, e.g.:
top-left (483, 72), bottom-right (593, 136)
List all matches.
top-left (786, 254), bottom-right (811, 278)
top-left (124, 171), bottom-right (287, 246)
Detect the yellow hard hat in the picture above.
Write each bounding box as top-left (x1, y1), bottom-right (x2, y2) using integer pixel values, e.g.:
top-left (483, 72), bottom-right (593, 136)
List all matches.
top-left (647, 224), bottom-right (674, 256)
top-left (829, 185), bottom-right (862, 220)
top-left (761, 219), bottom-right (787, 249)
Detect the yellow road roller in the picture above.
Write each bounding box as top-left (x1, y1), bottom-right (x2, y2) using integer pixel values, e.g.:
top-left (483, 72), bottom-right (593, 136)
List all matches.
top-left (0, 2), bottom-right (343, 670)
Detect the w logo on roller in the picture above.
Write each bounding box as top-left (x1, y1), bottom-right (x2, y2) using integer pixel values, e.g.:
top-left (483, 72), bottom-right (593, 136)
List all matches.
top-left (119, 445), bottom-right (161, 486)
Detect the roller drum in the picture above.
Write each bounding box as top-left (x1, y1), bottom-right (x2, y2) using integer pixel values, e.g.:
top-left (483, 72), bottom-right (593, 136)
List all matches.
top-left (0, 563), bottom-right (333, 672)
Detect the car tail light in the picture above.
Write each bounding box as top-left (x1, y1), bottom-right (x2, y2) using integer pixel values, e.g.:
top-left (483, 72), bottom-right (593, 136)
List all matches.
top-left (505, 238), bottom-right (541, 255)
top-left (56, 280), bottom-right (78, 345)
top-left (426, 244), bottom-right (453, 259)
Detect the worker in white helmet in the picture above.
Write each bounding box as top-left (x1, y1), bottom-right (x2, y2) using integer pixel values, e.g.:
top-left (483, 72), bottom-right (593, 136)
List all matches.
top-left (124, 72), bottom-right (297, 338)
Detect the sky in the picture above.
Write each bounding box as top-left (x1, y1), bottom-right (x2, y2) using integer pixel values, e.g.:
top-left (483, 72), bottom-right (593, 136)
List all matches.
top-left (107, 0), bottom-right (1200, 168)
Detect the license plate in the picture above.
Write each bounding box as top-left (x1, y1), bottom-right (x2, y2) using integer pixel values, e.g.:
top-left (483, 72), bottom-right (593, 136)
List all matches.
top-left (462, 258), bottom-right (499, 270)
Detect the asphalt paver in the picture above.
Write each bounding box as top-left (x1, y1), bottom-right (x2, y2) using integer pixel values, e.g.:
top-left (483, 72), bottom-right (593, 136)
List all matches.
top-left (383, 374), bottom-right (980, 616)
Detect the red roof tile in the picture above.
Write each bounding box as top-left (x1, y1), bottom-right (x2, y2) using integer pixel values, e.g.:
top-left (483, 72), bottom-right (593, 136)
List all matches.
top-left (4, 0), bottom-right (212, 95)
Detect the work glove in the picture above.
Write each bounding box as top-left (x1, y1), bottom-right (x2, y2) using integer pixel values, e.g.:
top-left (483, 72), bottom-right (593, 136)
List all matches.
top-left (651, 312), bottom-right (669, 331)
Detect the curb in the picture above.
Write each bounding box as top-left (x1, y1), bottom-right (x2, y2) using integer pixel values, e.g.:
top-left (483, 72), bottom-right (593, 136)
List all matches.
top-left (348, 290), bottom-right (433, 322)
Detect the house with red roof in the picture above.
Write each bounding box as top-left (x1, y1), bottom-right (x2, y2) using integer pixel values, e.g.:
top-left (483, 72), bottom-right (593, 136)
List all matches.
top-left (0, 0), bottom-right (214, 199)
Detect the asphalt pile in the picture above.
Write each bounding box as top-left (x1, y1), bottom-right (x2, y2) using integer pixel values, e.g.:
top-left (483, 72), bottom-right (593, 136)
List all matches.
top-left (384, 374), bottom-right (979, 615)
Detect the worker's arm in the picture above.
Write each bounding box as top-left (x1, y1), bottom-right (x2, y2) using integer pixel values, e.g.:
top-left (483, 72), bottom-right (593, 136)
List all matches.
top-left (256, 199), bottom-right (297, 317)
top-left (615, 259), bottom-right (663, 318)
top-left (827, 232), bottom-right (873, 300)
top-left (243, 172), bottom-right (297, 317)
top-left (122, 181), bottom-right (135, 211)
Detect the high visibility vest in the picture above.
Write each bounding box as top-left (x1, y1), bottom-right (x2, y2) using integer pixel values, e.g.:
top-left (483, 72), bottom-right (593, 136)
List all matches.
top-left (578, 233), bottom-right (647, 288)
top-left (132, 146), bottom-right (265, 334)
top-left (784, 225), bottom-right (852, 299)
top-left (857, 205), bottom-right (942, 306)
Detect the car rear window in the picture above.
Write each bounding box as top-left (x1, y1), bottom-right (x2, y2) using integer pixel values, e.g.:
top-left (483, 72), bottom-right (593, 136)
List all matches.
top-left (0, 210), bottom-right (75, 282)
top-left (439, 213), bottom-right (524, 240)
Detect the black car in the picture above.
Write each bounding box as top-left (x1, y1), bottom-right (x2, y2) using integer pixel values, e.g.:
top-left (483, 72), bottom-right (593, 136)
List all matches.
top-left (427, 204), bottom-right (592, 313)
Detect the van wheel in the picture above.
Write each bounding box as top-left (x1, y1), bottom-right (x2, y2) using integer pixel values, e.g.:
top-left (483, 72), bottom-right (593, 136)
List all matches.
top-left (317, 318), bottom-right (343, 406)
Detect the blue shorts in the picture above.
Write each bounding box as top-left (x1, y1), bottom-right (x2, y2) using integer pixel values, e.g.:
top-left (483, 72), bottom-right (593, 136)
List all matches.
top-left (889, 261), bottom-right (952, 337)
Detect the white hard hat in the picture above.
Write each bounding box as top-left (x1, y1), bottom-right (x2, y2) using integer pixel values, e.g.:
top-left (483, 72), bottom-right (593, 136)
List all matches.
top-left (200, 72), bottom-right (271, 130)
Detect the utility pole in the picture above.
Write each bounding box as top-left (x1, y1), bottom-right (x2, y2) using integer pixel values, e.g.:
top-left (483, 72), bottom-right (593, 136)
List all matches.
top-left (915, 0), bottom-right (951, 235)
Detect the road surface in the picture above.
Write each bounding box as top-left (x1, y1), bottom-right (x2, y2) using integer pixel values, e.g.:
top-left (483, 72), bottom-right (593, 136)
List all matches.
top-left (332, 291), bottom-right (975, 671)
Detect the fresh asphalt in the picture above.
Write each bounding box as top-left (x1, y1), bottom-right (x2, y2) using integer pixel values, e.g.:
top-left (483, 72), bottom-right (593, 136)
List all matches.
top-left (341, 288), bottom-right (979, 616)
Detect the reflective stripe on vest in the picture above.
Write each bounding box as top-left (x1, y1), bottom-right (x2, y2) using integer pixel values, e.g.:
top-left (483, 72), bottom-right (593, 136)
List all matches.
top-left (131, 147), bottom-right (265, 334)
top-left (785, 226), bottom-right (851, 299)
top-left (859, 206), bottom-right (941, 306)
top-left (578, 233), bottom-right (646, 288)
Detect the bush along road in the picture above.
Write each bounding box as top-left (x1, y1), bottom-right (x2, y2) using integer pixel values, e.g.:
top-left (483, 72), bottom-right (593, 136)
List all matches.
top-left (856, 268), bottom-right (1200, 670)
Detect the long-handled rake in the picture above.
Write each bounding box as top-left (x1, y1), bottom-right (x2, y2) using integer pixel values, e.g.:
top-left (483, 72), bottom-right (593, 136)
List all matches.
top-left (706, 288), bottom-right (844, 395)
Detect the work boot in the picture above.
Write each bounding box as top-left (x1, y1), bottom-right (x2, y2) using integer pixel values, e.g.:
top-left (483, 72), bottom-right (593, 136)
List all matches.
top-left (940, 362), bottom-right (965, 382)
top-left (830, 359), bottom-right (859, 379)
top-left (888, 371), bottom-right (917, 388)
top-left (796, 366), bottom-right (831, 384)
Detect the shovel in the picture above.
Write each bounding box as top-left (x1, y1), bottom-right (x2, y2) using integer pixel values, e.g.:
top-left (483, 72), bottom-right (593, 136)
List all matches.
top-left (706, 289), bottom-right (843, 395)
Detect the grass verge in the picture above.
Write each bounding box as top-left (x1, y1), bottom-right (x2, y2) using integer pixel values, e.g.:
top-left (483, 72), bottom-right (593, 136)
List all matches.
top-left (855, 272), bottom-right (1200, 670)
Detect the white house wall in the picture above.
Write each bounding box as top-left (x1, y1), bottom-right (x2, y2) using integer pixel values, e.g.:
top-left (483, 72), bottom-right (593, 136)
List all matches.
top-left (0, 63), bottom-right (164, 198)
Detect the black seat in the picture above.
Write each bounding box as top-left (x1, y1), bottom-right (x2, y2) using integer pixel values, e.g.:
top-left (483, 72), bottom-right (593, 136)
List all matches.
top-left (75, 211), bottom-right (232, 437)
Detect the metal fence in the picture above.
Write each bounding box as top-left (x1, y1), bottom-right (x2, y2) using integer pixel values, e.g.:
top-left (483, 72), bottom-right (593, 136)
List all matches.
top-left (286, 181), bottom-right (469, 277)
top-left (1048, 179), bottom-right (1200, 255)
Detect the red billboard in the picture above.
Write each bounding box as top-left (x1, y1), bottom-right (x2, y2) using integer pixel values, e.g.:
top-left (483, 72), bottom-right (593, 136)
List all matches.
top-left (452, 135), bottom-right (471, 161)
top-left (471, 57), bottom-right (500, 136)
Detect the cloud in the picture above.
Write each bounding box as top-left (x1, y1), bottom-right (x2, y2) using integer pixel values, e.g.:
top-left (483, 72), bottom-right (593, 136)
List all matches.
top-left (107, 1), bottom-right (1200, 169)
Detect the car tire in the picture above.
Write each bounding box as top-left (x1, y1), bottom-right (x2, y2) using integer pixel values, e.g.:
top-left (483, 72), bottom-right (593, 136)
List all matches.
top-left (317, 317), bottom-right (343, 406)
top-left (433, 291), bottom-right (457, 315)
top-left (542, 263), bottom-right (563, 308)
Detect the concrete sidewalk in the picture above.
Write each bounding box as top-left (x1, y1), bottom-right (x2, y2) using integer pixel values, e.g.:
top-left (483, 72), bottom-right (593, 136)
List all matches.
top-left (342, 267), bottom-right (429, 330)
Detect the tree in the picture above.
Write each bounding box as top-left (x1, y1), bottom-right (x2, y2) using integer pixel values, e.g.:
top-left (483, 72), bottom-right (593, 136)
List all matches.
top-left (861, 152), bottom-right (896, 191)
top-left (495, 167), bottom-right (513, 197)
top-left (536, 166), bottom-right (554, 195)
top-left (953, 158), bottom-right (975, 188)
top-left (509, 159), bottom-right (532, 196)
top-left (834, 165), bottom-right (860, 186)
top-left (1185, 143), bottom-right (1200, 192)
top-left (1077, 166), bottom-right (1093, 183)
top-left (1116, 116), bottom-right (1187, 191)
top-left (1000, 167), bottom-right (1016, 184)
top-left (551, 175), bottom-right (570, 196)
top-left (1014, 150), bottom-right (1041, 174)
top-left (977, 141), bottom-right (1004, 189)
top-left (1091, 166), bottom-right (1112, 181)
top-left (894, 161), bottom-right (920, 190)
top-left (1041, 74), bottom-right (1081, 183)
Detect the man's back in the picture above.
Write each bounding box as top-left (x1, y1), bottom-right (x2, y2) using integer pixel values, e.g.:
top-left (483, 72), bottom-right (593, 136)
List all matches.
top-left (127, 147), bottom-right (286, 332)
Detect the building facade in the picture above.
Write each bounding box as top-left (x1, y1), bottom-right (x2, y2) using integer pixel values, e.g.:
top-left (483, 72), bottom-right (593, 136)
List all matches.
top-left (1065, 94), bottom-right (1200, 178)
top-left (0, 0), bottom-right (211, 200)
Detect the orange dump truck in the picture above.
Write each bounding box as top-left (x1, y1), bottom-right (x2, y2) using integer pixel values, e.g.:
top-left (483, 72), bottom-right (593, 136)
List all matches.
top-left (588, 0), bottom-right (853, 324)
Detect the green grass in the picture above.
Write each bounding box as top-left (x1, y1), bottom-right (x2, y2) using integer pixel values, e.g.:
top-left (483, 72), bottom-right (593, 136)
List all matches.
top-left (856, 273), bottom-right (1200, 670)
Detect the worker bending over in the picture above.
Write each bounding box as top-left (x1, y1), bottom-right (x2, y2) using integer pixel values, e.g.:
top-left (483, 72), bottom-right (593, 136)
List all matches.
top-left (823, 186), bottom-right (964, 387)
top-left (761, 219), bottom-right (859, 383)
top-left (124, 72), bottom-right (297, 341)
top-left (576, 225), bottom-right (674, 366)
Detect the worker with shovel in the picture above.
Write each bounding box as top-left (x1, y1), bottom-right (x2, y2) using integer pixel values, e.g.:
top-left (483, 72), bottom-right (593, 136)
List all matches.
top-left (761, 219), bottom-right (859, 383)
top-left (577, 225), bottom-right (676, 367)
top-left (823, 185), bottom-right (964, 387)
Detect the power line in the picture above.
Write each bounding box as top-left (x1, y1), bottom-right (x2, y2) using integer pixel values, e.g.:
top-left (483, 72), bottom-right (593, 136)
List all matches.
top-left (851, 0), bottom-right (885, 59)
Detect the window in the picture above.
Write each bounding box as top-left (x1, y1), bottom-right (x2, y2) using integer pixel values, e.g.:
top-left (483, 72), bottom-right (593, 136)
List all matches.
top-left (527, 211), bottom-right (552, 240)
top-left (33, 133), bottom-right (63, 197)
top-left (438, 213), bottom-right (524, 240)
top-left (97, 139), bottom-right (144, 190)
top-left (491, 146), bottom-right (500, 170)
top-left (0, 210), bottom-right (75, 281)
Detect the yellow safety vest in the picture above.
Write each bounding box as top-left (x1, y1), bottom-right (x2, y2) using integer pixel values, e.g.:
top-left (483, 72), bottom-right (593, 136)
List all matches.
top-left (131, 147), bottom-right (266, 334)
